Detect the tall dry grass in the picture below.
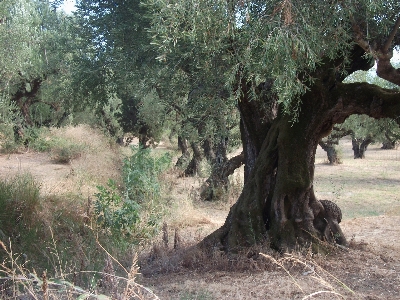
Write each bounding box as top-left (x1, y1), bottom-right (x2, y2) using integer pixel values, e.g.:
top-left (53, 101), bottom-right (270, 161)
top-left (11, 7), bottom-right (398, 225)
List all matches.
top-left (0, 237), bottom-right (160, 299)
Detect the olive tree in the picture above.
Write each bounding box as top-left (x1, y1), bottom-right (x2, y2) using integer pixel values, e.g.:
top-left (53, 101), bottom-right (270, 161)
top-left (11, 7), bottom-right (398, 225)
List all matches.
top-left (148, 0), bottom-right (400, 252)
top-left (0, 0), bottom-right (77, 145)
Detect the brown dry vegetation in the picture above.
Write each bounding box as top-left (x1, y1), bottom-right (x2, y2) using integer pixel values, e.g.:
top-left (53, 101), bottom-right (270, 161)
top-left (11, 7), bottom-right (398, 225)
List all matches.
top-left (0, 128), bottom-right (400, 299)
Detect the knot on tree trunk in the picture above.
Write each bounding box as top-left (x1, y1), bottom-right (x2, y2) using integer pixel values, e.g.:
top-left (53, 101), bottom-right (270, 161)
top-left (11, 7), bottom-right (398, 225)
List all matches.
top-left (313, 200), bottom-right (347, 246)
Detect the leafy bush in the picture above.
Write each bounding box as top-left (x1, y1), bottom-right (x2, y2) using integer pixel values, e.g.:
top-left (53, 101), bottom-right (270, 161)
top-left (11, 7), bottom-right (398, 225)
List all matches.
top-left (0, 139), bottom-right (20, 154)
top-left (123, 146), bottom-right (171, 203)
top-left (28, 129), bottom-right (53, 152)
top-left (94, 179), bottom-right (140, 237)
top-left (94, 147), bottom-right (171, 241)
top-left (0, 124), bottom-right (20, 153)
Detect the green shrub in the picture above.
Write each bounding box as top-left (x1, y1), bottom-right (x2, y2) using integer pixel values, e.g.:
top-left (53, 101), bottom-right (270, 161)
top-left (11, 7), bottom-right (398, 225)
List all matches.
top-left (94, 179), bottom-right (140, 238)
top-left (0, 139), bottom-right (20, 154)
top-left (94, 147), bottom-right (171, 242)
top-left (0, 124), bottom-right (20, 153)
top-left (123, 146), bottom-right (171, 203)
top-left (29, 132), bottom-right (53, 152)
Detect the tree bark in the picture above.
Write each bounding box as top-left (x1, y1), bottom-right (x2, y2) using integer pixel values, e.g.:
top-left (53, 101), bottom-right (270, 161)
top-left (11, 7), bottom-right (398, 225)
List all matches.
top-left (238, 79), bottom-right (277, 183)
top-left (319, 141), bottom-right (340, 165)
top-left (381, 133), bottom-right (397, 149)
top-left (11, 78), bottom-right (43, 127)
top-left (319, 127), bottom-right (352, 165)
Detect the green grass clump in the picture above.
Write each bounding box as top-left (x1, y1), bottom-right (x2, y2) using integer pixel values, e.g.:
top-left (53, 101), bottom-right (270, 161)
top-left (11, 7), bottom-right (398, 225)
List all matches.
top-left (0, 173), bottom-right (40, 241)
top-left (50, 143), bottom-right (85, 163)
top-left (0, 124), bottom-right (21, 154)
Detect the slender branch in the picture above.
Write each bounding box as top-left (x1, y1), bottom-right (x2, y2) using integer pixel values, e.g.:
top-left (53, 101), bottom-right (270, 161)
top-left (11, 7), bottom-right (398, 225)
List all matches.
top-left (383, 14), bottom-right (400, 53)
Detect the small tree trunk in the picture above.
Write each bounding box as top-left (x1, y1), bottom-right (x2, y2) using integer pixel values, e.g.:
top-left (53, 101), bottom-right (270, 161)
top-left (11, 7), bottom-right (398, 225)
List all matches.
top-left (200, 151), bottom-right (244, 201)
top-left (381, 140), bottom-right (396, 149)
top-left (202, 137), bottom-right (216, 163)
top-left (318, 141), bottom-right (340, 165)
top-left (381, 133), bottom-right (397, 149)
top-left (318, 126), bottom-right (351, 165)
top-left (352, 137), bottom-right (373, 159)
top-left (184, 142), bottom-right (203, 176)
top-left (175, 136), bottom-right (190, 167)
top-left (138, 125), bottom-right (151, 149)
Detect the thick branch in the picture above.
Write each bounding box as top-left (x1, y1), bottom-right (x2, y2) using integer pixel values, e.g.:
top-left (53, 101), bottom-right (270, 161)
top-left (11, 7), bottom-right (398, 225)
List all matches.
top-left (332, 82), bottom-right (400, 122)
top-left (11, 78), bottom-right (44, 126)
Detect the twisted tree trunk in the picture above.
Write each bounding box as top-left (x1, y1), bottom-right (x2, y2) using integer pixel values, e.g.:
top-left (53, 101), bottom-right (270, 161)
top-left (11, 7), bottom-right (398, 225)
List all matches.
top-left (200, 151), bottom-right (244, 201)
top-left (319, 127), bottom-right (352, 165)
top-left (319, 141), bottom-right (340, 165)
top-left (200, 47), bottom-right (400, 252)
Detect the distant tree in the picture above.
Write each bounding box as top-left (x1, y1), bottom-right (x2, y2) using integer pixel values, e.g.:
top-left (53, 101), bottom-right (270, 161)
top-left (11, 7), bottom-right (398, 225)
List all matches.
top-left (0, 0), bottom-right (77, 144)
top-left (74, 0), bottom-right (169, 145)
top-left (319, 127), bottom-right (351, 164)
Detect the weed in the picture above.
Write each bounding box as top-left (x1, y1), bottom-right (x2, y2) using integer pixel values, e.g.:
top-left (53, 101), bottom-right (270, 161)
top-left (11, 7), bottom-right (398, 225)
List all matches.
top-left (94, 179), bottom-right (140, 238)
top-left (123, 146), bottom-right (171, 203)
top-left (0, 139), bottom-right (21, 154)
top-left (0, 238), bottom-right (160, 299)
top-left (260, 252), bottom-right (355, 299)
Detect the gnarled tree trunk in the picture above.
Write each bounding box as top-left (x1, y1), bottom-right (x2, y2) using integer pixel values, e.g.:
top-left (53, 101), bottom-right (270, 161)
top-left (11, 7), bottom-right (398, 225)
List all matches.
top-left (200, 151), bottom-right (244, 201)
top-left (381, 133), bottom-right (397, 149)
top-left (319, 127), bottom-right (352, 165)
top-left (319, 141), bottom-right (340, 165)
top-left (200, 47), bottom-right (400, 252)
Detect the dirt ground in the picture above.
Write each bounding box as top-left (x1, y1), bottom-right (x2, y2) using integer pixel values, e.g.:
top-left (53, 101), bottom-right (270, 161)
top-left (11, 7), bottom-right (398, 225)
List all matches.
top-left (1, 138), bottom-right (400, 299)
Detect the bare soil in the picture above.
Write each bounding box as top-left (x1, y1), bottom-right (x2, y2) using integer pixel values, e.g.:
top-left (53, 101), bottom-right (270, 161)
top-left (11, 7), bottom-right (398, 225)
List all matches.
top-left (1, 137), bottom-right (399, 299)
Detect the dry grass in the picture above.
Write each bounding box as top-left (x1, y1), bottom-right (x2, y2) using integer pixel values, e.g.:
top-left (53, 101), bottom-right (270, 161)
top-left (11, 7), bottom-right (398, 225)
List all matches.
top-left (314, 137), bottom-right (400, 219)
top-left (54, 125), bottom-right (123, 194)
top-left (1, 127), bottom-right (400, 299)
top-left (0, 237), bottom-right (159, 299)
top-left (0, 125), bottom-right (123, 198)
